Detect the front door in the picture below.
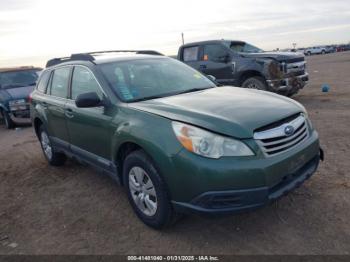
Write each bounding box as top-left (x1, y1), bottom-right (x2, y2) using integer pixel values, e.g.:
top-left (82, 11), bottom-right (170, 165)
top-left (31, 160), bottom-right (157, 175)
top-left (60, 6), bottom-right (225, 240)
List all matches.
top-left (200, 44), bottom-right (234, 85)
top-left (65, 66), bottom-right (113, 169)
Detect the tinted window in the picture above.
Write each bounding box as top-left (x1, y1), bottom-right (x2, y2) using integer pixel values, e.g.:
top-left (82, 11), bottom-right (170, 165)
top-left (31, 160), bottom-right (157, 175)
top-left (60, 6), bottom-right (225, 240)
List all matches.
top-left (36, 70), bottom-right (51, 93)
top-left (50, 67), bottom-right (70, 98)
top-left (203, 44), bottom-right (229, 62)
top-left (0, 69), bottom-right (40, 89)
top-left (71, 67), bottom-right (103, 100)
top-left (183, 46), bottom-right (199, 62)
top-left (99, 58), bottom-right (215, 102)
top-left (227, 42), bottom-right (263, 53)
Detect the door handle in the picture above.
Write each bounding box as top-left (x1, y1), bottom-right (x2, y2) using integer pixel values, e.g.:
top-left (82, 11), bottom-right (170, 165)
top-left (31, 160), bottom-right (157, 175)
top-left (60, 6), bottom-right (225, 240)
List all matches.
top-left (65, 108), bottom-right (74, 119)
top-left (199, 64), bottom-right (207, 69)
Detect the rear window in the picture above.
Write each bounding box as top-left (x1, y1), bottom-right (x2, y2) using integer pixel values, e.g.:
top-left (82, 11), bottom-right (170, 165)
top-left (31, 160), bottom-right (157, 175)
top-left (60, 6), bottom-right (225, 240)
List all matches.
top-left (183, 46), bottom-right (199, 62)
top-left (0, 69), bottom-right (40, 89)
top-left (49, 67), bottom-right (70, 98)
top-left (36, 70), bottom-right (51, 93)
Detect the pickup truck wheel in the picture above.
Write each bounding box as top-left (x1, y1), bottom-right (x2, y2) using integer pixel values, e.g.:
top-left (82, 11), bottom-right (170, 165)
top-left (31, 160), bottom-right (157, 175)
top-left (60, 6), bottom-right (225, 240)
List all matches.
top-left (39, 126), bottom-right (66, 166)
top-left (242, 77), bottom-right (267, 91)
top-left (1, 110), bottom-right (15, 129)
top-left (123, 150), bottom-right (177, 229)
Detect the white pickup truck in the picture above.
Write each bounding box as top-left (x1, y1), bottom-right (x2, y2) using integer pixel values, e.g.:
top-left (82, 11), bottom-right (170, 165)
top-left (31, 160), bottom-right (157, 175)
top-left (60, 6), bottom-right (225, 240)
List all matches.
top-left (304, 46), bottom-right (326, 55)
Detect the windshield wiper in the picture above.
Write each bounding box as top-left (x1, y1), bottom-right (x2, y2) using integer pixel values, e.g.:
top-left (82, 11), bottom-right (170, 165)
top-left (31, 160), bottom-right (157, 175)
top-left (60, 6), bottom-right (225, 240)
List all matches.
top-left (129, 94), bottom-right (168, 103)
top-left (173, 87), bottom-right (212, 96)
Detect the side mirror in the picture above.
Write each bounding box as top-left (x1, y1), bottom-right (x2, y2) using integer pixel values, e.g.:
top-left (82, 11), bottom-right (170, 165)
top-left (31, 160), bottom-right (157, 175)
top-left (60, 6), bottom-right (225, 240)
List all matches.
top-left (75, 92), bottom-right (102, 108)
top-left (206, 75), bottom-right (216, 82)
top-left (218, 54), bottom-right (230, 63)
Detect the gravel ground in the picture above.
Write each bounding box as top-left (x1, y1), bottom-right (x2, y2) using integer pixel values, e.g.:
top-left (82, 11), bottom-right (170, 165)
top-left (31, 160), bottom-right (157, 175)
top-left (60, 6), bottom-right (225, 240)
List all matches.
top-left (0, 51), bottom-right (349, 255)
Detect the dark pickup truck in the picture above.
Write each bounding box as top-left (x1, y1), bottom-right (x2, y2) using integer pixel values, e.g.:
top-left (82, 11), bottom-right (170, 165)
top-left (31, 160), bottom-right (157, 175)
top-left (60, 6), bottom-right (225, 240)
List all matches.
top-left (0, 66), bottom-right (42, 128)
top-left (178, 40), bottom-right (309, 96)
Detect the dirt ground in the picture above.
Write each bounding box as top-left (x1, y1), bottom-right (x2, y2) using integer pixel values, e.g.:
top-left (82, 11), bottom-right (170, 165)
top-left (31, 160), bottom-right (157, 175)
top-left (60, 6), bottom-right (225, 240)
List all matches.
top-left (0, 52), bottom-right (350, 255)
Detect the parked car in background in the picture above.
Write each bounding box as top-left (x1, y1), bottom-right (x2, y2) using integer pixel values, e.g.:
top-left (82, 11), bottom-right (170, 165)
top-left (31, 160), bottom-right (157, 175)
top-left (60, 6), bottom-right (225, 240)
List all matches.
top-left (31, 51), bottom-right (322, 228)
top-left (336, 44), bottom-right (350, 52)
top-left (178, 40), bottom-right (309, 96)
top-left (325, 46), bottom-right (336, 53)
top-left (0, 66), bottom-right (42, 128)
top-left (304, 46), bottom-right (326, 55)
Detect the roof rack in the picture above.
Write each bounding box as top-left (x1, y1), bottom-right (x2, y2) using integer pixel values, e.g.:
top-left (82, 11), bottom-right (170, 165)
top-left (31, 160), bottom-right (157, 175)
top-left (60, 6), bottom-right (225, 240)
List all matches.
top-left (46, 50), bottom-right (163, 67)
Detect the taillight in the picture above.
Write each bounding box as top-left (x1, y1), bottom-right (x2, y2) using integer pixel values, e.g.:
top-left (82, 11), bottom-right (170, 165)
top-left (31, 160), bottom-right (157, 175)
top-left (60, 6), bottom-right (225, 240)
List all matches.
top-left (28, 92), bottom-right (33, 104)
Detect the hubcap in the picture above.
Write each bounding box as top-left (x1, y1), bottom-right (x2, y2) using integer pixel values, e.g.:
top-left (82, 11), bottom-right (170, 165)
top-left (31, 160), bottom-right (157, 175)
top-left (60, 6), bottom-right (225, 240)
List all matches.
top-left (247, 83), bottom-right (259, 89)
top-left (128, 167), bottom-right (157, 216)
top-left (41, 131), bottom-right (52, 160)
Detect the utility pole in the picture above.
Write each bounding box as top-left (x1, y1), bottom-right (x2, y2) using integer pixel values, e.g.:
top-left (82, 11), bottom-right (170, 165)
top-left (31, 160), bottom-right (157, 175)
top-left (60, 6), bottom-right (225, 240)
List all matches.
top-left (181, 32), bottom-right (184, 45)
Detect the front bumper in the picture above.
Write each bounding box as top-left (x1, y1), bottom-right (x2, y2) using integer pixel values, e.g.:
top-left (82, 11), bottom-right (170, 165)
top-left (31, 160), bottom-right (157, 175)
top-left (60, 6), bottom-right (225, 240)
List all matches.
top-left (9, 109), bottom-right (31, 124)
top-left (172, 152), bottom-right (321, 215)
top-left (267, 73), bottom-right (309, 94)
top-left (166, 130), bottom-right (321, 215)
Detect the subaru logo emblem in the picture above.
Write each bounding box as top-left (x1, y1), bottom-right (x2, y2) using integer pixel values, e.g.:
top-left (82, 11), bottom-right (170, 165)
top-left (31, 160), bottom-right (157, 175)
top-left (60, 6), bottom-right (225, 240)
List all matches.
top-left (284, 125), bottom-right (295, 136)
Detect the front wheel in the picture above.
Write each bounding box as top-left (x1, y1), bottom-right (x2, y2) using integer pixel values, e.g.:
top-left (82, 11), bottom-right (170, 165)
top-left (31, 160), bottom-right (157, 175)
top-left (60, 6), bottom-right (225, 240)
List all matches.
top-left (242, 76), bottom-right (267, 91)
top-left (39, 125), bottom-right (66, 166)
top-left (123, 150), bottom-right (177, 229)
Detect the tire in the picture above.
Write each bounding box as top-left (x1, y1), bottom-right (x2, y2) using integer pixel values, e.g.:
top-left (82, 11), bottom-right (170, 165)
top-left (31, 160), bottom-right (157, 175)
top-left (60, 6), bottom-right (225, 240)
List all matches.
top-left (322, 50), bottom-right (326, 54)
top-left (39, 125), bottom-right (66, 166)
top-left (242, 76), bottom-right (267, 91)
top-left (307, 51), bottom-right (311, 56)
top-left (1, 110), bottom-right (15, 129)
top-left (123, 150), bottom-right (177, 229)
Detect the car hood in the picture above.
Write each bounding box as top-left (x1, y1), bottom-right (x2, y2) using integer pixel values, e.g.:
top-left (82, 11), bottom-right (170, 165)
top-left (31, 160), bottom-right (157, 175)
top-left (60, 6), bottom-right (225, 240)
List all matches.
top-left (128, 86), bottom-right (304, 139)
top-left (241, 51), bottom-right (304, 62)
top-left (1, 85), bottom-right (35, 101)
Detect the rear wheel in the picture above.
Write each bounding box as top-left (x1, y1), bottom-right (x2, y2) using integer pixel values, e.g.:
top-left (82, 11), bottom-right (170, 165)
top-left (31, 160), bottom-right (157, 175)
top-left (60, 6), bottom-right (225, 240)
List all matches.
top-left (123, 150), bottom-right (177, 229)
top-left (322, 50), bottom-right (326, 54)
top-left (242, 76), bottom-right (267, 91)
top-left (39, 125), bottom-right (66, 166)
top-left (1, 110), bottom-right (15, 129)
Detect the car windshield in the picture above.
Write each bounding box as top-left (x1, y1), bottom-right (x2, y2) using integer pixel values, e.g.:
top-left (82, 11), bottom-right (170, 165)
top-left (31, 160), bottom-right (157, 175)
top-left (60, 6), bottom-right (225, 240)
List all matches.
top-left (99, 58), bottom-right (216, 102)
top-left (228, 41), bottom-right (264, 53)
top-left (0, 69), bottom-right (41, 89)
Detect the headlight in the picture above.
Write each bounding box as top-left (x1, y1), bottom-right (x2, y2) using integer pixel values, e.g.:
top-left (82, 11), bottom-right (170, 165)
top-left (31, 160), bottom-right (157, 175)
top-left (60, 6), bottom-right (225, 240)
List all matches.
top-left (172, 122), bottom-right (254, 159)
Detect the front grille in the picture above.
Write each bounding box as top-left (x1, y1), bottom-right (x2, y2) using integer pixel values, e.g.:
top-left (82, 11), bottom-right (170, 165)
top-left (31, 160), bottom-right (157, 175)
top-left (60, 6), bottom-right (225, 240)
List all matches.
top-left (286, 61), bottom-right (306, 75)
top-left (254, 114), bottom-right (309, 156)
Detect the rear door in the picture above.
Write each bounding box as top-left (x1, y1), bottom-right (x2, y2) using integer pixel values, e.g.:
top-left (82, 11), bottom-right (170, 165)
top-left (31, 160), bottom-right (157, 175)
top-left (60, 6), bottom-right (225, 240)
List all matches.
top-left (180, 45), bottom-right (201, 71)
top-left (45, 66), bottom-right (71, 148)
top-left (65, 65), bottom-right (113, 168)
top-left (199, 44), bottom-right (234, 85)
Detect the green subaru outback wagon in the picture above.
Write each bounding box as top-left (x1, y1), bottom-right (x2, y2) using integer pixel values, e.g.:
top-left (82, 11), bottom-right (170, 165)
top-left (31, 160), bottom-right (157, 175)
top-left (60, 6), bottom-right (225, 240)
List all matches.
top-left (30, 51), bottom-right (322, 229)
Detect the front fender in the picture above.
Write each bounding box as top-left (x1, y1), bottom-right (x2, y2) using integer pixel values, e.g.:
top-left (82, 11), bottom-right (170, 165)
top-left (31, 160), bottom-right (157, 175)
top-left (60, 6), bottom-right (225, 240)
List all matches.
top-left (111, 109), bottom-right (183, 191)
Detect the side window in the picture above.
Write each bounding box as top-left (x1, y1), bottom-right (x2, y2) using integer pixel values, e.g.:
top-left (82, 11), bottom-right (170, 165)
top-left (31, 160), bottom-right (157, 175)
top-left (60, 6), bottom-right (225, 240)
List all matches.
top-left (50, 67), bottom-right (70, 98)
top-left (203, 44), bottom-right (229, 63)
top-left (71, 67), bottom-right (103, 100)
top-left (36, 70), bottom-right (50, 93)
top-left (183, 46), bottom-right (199, 62)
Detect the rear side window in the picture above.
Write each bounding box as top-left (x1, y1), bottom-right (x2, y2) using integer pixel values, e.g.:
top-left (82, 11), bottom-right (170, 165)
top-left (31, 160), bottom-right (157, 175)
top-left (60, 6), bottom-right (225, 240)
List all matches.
top-left (50, 67), bottom-right (70, 98)
top-left (183, 46), bottom-right (199, 62)
top-left (71, 67), bottom-right (103, 100)
top-left (36, 70), bottom-right (50, 93)
top-left (203, 44), bottom-right (228, 62)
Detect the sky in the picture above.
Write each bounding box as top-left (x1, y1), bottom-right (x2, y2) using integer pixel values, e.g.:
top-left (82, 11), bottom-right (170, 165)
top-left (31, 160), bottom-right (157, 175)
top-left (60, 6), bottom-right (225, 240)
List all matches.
top-left (0, 0), bottom-right (350, 67)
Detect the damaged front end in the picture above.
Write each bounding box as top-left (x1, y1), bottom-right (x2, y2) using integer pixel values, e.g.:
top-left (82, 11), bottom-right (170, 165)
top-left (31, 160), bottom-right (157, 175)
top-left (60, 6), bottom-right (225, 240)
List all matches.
top-left (264, 59), bottom-right (309, 96)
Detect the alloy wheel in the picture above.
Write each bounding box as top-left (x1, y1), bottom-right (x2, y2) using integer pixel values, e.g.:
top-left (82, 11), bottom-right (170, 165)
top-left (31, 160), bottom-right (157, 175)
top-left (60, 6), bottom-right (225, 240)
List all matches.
top-left (40, 131), bottom-right (53, 160)
top-left (128, 166), bottom-right (158, 216)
